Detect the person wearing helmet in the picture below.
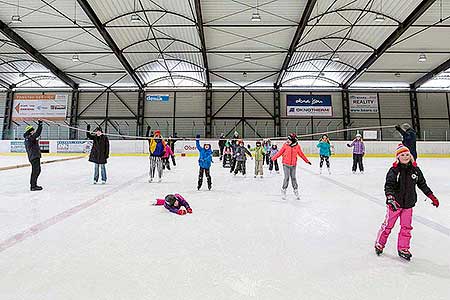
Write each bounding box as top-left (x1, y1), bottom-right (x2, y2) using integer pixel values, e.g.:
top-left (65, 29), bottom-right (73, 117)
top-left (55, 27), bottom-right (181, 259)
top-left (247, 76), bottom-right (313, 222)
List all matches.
top-left (395, 123), bottom-right (417, 160)
top-left (196, 134), bottom-right (213, 190)
top-left (23, 120), bottom-right (43, 191)
top-left (233, 139), bottom-right (252, 176)
top-left (146, 127), bottom-right (166, 182)
top-left (347, 133), bottom-right (365, 174)
top-left (271, 133), bottom-right (311, 199)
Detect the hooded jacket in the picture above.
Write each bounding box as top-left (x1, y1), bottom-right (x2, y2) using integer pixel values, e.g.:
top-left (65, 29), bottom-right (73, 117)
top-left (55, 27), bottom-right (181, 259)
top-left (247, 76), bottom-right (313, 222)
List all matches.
top-left (87, 132), bottom-right (110, 164)
top-left (196, 139), bottom-right (213, 169)
top-left (317, 141), bottom-right (331, 157)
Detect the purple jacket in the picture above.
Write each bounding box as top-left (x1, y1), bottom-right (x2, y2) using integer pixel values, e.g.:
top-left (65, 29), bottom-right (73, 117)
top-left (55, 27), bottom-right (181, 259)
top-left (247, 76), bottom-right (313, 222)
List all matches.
top-left (348, 140), bottom-right (365, 155)
top-left (164, 194), bottom-right (191, 214)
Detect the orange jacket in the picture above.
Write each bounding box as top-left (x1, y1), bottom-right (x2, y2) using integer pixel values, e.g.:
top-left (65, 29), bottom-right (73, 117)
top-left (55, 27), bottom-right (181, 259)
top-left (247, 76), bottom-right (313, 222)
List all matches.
top-left (271, 142), bottom-right (310, 167)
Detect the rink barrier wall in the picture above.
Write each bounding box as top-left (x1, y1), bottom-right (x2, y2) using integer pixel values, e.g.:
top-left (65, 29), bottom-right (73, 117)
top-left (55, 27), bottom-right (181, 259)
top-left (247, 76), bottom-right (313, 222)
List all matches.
top-left (0, 140), bottom-right (449, 157)
top-left (0, 155), bottom-right (86, 171)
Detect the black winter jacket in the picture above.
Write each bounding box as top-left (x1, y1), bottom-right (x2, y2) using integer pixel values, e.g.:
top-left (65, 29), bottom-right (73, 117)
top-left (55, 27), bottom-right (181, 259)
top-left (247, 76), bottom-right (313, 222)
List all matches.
top-left (24, 123), bottom-right (43, 162)
top-left (234, 145), bottom-right (252, 162)
top-left (384, 162), bottom-right (432, 209)
top-left (396, 127), bottom-right (417, 159)
top-left (87, 132), bottom-right (110, 164)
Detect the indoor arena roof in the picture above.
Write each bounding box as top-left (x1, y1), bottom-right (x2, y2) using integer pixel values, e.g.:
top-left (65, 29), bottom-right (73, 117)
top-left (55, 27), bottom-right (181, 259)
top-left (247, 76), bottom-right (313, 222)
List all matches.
top-left (1, 0), bottom-right (450, 90)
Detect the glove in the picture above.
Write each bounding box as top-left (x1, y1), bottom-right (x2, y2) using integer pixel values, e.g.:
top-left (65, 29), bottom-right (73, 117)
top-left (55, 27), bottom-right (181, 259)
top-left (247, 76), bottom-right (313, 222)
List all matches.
top-left (386, 195), bottom-right (400, 211)
top-left (187, 208), bottom-right (192, 214)
top-left (428, 194), bottom-right (439, 208)
top-left (346, 144), bottom-right (351, 147)
top-left (307, 161), bottom-right (312, 165)
top-left (87, 124), bottom-right (91, 131)
top-left (395, 124), bottom-right (401, 131)
top-left (362, 152), bottom-right (365, 157)
top-left (177, 209), bottom-right (187, 215)
top-left (196, 134), bottom-right (200, 139)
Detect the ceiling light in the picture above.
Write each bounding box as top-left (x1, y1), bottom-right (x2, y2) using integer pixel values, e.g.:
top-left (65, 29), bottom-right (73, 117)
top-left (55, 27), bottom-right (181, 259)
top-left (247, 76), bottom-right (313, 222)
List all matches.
top-left (319, 72), bottom-right (325, 77)
top-left (11, 15), bottom-right (22, 23)
top-left (71, 54), bottom-right (80, 62)
top-left (92, 72), bottom-right (97, 77)
top-left (130, 13), bottom-right (141, 23)
top-left (19, 72), bottom-right (25, 77)
top-left (251, 11), bottom-right (261, 22)
top-left (394, 72), bottom-right (401, 77)
top-left (418, 53), bottom-right (427, 62)
top-left (331, 54), bottom-right (340, 62)
top-left (243, 72), bottom-right (247, 78)
top-left (244, 53), bottom-right (252, 61)
top-left (374, 14), bottom-right (385, 22)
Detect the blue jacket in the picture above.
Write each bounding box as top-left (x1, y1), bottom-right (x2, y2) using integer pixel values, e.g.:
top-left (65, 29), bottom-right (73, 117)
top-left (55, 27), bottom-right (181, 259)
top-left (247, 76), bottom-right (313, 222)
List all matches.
top-left (317, 141), bottom-right (331, 157)
top-left (196, 139), bottom-right (213, 169)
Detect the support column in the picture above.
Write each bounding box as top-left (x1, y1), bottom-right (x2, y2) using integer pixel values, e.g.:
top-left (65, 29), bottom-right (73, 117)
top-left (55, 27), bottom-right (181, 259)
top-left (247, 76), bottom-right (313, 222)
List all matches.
top-left (409, 89), bottom-right (421, 139)
top-left (341, 89), bottom-right (351, 140)
top-left (69, 88), bottom-right (79, 140)
top-left (205, 85), bottom-right (212, 138)
top-left (173, 91), bottom-right (177, 136)
top-left (2, 89), bottom-right (14, 140)
top-left (377, 92), bottom-right (383, 140)
top-left (137, 89), bottom-right (145, 136)
top-left (241, 90), bottom-right (245, 137)
top-left (105, 91), bottom-right (110, 133)
top-left (273, 86), bottom-right (281, 137)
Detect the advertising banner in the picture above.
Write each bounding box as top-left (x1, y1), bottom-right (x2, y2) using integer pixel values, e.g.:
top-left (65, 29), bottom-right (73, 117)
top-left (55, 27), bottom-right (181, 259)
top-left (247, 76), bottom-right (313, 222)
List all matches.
top-left (286, 95), bottom-right (332, 116)
top-left (56, 140), bottom-right (92, 153)
top-left (10, 140), bottom-right (49, 153)
top-left (12, 94), bottom-right (68, 121)
top-left (349, 94), bottom-right (378, 113)
top-left (146, 94), bottom-right (169, 102)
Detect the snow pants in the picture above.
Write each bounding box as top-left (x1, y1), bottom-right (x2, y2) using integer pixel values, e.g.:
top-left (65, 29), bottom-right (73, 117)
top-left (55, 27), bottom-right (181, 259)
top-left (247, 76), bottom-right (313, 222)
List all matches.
top-left (375, 207), bottom-right (413, 250)
top-left (282, 164), bottom-right (298, 190)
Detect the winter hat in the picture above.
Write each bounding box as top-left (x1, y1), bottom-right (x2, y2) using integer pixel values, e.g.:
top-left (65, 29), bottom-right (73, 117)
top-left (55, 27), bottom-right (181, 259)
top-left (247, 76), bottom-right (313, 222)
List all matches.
top-left (395, 143), bottom-right (410, 158)
top-left (256, 141), bottom-right (262, 146)
top-left (401, 123), bottom-right (411, 131)
top-left (355, 133), bottom-right (362, 138)
top-left (154, 129), bottom-right (161, 136)
top-left (24, 125), bottom-right (34, 134)
top-left (288, 133), bottom-right (297, 143)
top-left (238, 139), bottom-right (244, 145)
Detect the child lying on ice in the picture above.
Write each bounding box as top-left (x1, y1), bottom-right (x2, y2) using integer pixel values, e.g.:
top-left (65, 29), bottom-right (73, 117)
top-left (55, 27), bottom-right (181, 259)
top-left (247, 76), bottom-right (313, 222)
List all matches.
top-left (153, 193), bottom-right (192, 215)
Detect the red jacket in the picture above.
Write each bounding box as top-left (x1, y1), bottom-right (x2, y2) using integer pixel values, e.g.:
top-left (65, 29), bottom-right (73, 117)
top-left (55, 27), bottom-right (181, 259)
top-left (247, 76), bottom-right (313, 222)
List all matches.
top-left (271, 142), bottom-right (310, 166)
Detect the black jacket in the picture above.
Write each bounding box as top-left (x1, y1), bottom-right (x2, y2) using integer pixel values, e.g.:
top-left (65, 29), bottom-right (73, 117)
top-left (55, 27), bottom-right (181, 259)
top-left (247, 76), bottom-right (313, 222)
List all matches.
top-left (24, 124), bottom-right (43, 162)
top-left (384, 162), bottom-right (432, 209)
top-left (218, 138), bottom-right (226, 149)
top-left (87, 132), bottom-right (110, 164)
top-left (396, 127), bottom-right (417, 159)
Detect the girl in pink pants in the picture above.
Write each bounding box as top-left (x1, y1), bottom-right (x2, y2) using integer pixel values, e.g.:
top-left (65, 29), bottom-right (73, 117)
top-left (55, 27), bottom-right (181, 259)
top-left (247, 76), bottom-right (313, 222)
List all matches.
top-left (153, 194), bottom-right (192, 215)
top-left (375, 144), bottom-right (439, 260)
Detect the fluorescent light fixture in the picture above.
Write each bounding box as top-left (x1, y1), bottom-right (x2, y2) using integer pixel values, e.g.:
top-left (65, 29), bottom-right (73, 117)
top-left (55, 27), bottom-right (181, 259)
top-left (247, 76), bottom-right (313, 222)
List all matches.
top-left (130, 14), bottom-right (141, 23)
top-left (319, 72), bottom-right (325, 77)
top-left (331, 54), bottom-right (340, 62)
top-left (157, 54), bottom-right (165, 63)
top-left (418, 53), bottom-right (427, 62)
top-left (244, 53), bottom-right (252, 61)
top-left (92, 72), bottom-right (97, 77)
top-left (374, 14), bottom-right (385, 22)
top-left (11, 15), bottom-right (22, 23)
top-left (394, 72), bottom-right (401, 77)
top-left (251, 11), bottom-right (261, 22)
top-left (71, 54), bottom-right (80, 62)
top-left (243, 72), bottom-right (247, 78)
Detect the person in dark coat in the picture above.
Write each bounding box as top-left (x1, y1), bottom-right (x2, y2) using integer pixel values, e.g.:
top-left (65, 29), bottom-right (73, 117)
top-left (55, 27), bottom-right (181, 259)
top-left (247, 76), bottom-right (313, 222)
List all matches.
top-left (87, 125), bottom-right (110, 184)
top-left (196, 134), bottom-right (213, 190)
top-left (395, 123), bottom-right (417, 160)
top-left (24, 120), bottom-right (43, 191)
top-left (233, 139), bottom-right (252, 176)
top-left (218, 133), bottom-right (226, 160)
top-left (167, 132), bottom-right (177, 166)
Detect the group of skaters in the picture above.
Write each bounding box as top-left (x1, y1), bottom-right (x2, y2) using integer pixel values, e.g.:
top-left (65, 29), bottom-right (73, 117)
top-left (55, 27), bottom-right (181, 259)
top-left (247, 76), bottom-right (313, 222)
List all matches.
top-left (23, 121), bottom-right (441, 261)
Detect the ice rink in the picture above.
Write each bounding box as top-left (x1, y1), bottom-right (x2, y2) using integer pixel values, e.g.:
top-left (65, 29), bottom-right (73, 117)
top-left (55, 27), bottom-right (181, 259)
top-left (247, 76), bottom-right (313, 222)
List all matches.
top-left (1, 155), bottom-right (449, 300)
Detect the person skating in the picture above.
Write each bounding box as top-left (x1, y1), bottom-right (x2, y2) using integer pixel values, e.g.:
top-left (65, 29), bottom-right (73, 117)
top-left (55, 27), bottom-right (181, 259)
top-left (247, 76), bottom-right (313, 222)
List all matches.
top-left (196, 134), bottom-right (213, 190)
top-left (218, 133), bottom-right (226, 161)
top-left (264, 139), bottom-right (272, 166)
top-left (317, 134), bottom-right (332, 174)
top-left (24, 120), bottom-right (43, 191)
top-left (233, 139), bottom-right (252, 176)
top-left (271, 133), bottom-right (311, 200)
top-left (87, 125), bottom-right (110, 184)
top-left (162, 142), bottom-right (174, 171)
top-left (153, 194), bottom-right (192, 215)
top-left (374, 144), bottom-right (439, 261)
top-left (347, 133), bottom-right (365, 174)
top-left (268, 144), bottom-right (280, 173)
top-left (229, 137), bottom-right (239, 173)
top-left (395, 123), bottom-right (417, 160)
top-left (252, 140), bottom-right (266, 178)
top-left (222, 141), bottom-right (232, 168)
top-left (167, 133), bottom-right (177, 166)
top-left (147, 127), bottom-right (166, 182)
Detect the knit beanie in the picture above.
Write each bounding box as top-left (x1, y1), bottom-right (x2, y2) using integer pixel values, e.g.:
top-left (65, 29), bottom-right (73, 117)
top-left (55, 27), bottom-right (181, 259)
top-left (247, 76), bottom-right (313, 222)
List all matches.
top-left (24, 125), bottom-right (34, 134)
top-left (288, 133), bottom-right (297, 143)
top-left (395, 143), bottom-right (410, 158)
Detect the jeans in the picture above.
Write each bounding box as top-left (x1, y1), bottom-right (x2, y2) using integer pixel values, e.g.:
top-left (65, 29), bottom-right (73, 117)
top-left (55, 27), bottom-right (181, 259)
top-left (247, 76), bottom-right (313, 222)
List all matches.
top-left (94, 163), bottom-right (107, 182)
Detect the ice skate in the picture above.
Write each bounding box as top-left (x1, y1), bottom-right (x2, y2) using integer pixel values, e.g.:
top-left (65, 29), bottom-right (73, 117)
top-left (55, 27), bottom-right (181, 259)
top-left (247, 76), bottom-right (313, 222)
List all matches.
top-left (148, 178), bottom-right (153, 183)
top-left (93, 181), bottom-right (97, 185)
top-left (281, 188), bottom-right (287, 200)
top-left (260, 175), bottom-right (263, 178)
top-left (293, 189), bottom-right (300, 200)
top-left (30, 186), bottom-right (43, 191)
top-left (254, 175), bottom-right (257, 178)
top-left (398, 249), bottom-right (412, 261)
top-left (101, 181), bottom-right (106, 185)
top-left (375, 244), bottom-right (383, 256)
top-left (319, 168), bottom-right (322, 174)
top-left (158, 178), bottom-right (162, 183)
top-left (327, 168), bottom-right (331, 175)
top-left (352, 171), bottom-right (356, 174)
top-left (208, 184), bottom-right (212, 191)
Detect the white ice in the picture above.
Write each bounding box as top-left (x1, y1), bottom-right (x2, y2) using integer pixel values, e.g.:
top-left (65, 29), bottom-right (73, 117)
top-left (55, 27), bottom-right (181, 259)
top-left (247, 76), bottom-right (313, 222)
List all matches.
top-left (0, 155), bottom-right (450, 300)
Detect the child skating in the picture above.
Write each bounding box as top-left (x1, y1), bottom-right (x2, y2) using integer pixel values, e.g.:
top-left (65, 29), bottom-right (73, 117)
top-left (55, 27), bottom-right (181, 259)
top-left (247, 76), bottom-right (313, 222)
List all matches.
top-left (271, 133), bottom-right (311, 200)
top-left (147, 128), bottom-right (166, 182)
top-left (222, 141), bottom-right (232, 168)
top-left (252, 140), bottom-right (266, 178)
top-left (374, 144), bottom-right (439, 261)
top-left (347, 133), bottom-right (365, 174)
top-left (317, 134), bottom-right (332, 174)
top-left (196, 135), bottom-right (213, 190)
top-left (162, 142), bottom-right (174, 170)
top-left (233, 139), bottom-right (252, 176)
top-left (269, 144), bottom-right (280, 174)
top-left (153, 194), bottom-right (192, 215)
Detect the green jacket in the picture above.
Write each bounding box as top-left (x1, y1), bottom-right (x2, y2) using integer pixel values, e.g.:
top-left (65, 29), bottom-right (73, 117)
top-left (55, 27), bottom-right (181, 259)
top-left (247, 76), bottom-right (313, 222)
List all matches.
top-left (252, 146), bottom-right (266, 161)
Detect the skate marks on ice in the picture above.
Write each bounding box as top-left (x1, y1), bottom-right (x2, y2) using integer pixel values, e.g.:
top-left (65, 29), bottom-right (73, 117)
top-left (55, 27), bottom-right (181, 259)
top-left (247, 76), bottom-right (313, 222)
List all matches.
top-left (299, 166), bottom-right (450, 238)
top-left (0, 173), bottom-right (147, 253)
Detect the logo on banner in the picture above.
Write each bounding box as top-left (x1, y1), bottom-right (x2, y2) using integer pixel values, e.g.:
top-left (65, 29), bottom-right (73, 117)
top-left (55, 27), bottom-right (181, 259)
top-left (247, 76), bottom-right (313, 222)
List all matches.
top-left (349, 94), bottom-right (378, 113)
top-left (146, 94), bottom-right (169, 102)
top-left (286, 95), bottom-right (333, 116)
top-left (12, 94), bottom-right (68, 121)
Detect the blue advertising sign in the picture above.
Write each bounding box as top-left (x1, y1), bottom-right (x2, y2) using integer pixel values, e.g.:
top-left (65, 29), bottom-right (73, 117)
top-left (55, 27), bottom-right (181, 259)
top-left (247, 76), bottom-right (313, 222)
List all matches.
top-left (146, 94), bottom-right (169, 102)
top-left (286, 95), bottom-right (333, 116)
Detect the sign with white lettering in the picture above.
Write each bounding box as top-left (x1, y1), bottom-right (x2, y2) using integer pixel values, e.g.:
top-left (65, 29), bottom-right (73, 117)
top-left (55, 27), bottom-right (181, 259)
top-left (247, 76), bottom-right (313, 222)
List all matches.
top-left (286, 95), bottom-right (332, 116)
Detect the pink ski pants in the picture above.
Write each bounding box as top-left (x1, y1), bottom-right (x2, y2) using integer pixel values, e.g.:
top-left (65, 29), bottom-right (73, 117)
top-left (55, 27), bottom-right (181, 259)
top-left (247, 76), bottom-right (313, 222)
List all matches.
top-left (375, 206), bottom-right (413, 250)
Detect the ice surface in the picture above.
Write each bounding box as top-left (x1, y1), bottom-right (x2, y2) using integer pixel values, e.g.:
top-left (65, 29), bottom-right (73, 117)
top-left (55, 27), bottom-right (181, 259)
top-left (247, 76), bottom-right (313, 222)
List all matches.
top-left (0, 156), bottom-right (449, 300)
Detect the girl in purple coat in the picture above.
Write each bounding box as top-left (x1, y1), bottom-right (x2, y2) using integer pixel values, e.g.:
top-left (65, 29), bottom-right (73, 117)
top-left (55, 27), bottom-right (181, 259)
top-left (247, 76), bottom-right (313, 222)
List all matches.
top-left (347, 133), bottom-right (365, 174)
top-left (153, 194), bottom-right (192, 215)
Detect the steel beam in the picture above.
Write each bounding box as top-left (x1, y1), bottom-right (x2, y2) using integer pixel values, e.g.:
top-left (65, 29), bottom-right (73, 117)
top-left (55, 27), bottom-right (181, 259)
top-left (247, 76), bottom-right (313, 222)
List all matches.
top-left (409, 89), bottom-right (421, 139)
top-left (343, 0), bottom-right (437, 88)
top-left (193, 0), bottom-right (211, 86)
top-left (0, 20), bottom-right (77, 89)
top-left (77, 0), bottom-right (143, 89)
top-left (69, 89), bottom-right (80, 139)
top-left (137, 89), bottom-right (145, 136)
top-left (413, 58), bottom-right (450, 88)
top-left (275, 0), bottom-right (318, 88)
top-left (341, 89), bottom-right (351, 140)
top-left (2, 90), bottom-right (14, 139)
top-left (273, 86), bottom-right (281, 137)
top-left (205, 85), bottom-right (213, 137)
